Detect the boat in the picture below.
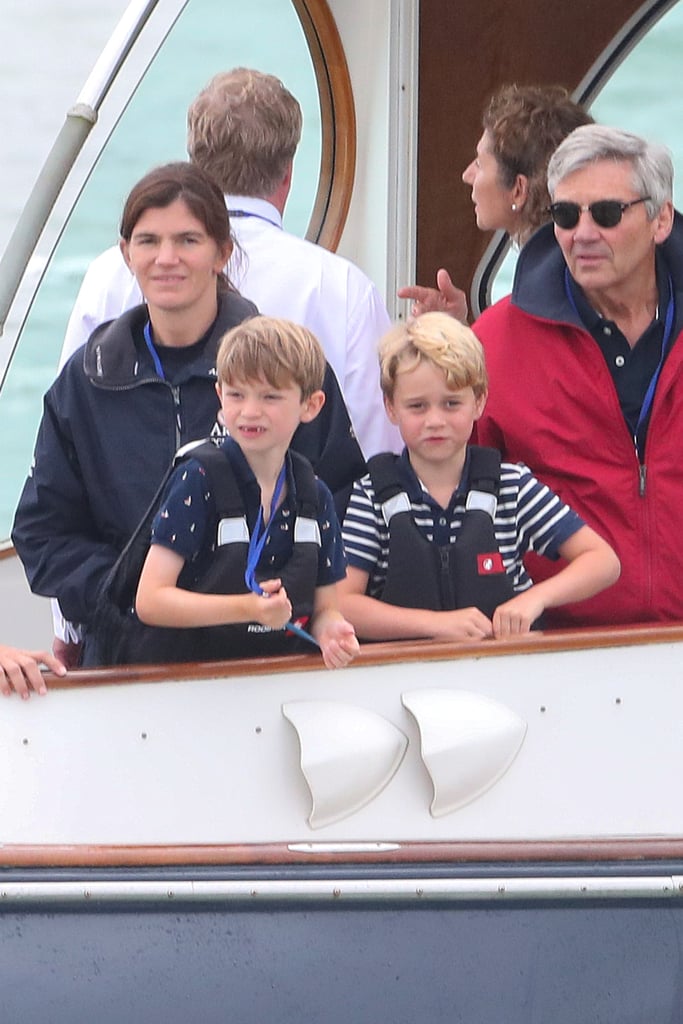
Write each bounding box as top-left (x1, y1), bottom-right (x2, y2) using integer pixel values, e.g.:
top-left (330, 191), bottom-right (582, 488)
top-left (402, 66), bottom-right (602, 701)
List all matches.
top-left (2, 1), bottom-right (683, 1019)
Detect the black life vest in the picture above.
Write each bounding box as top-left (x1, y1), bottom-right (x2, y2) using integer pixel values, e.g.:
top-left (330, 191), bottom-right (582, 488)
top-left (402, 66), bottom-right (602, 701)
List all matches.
top-left (89, 441), bottom-right (320, 666)
top-left (367, 446), bottom-right (515, 618)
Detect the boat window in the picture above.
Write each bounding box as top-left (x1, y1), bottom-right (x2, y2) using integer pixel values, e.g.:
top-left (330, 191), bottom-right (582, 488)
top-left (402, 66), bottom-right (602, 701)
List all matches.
top-left (589, 2), bottom-right (683, 208)
top-left (0, 0), bottom-right (352, 541)
top-left (487, 0), bottom-right (683, 306)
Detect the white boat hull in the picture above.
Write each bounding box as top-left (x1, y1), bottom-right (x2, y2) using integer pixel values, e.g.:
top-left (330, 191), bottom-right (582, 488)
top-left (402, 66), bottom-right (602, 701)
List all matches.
top-left (2, 627), bottom-right (681, 851)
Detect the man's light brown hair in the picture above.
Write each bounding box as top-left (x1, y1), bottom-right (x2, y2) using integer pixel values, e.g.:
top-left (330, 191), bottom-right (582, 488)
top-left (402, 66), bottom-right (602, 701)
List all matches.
top-left (187, 68), bottom-right (302, 197)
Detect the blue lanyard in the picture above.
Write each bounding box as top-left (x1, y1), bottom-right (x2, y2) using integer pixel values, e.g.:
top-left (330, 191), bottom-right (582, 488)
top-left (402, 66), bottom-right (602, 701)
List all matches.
top-left (634, 273), bottom-right (675, 450)
top-left (244, 464), bottom-right (287, 594)
top-left (243, 465), bottom-right (320, 648)
top-left (228, 209), bottom-right (282, 229)
top-left (143, 321), bottom-right (166, 380)
top-left (564, 268), bottom-right (675, 457)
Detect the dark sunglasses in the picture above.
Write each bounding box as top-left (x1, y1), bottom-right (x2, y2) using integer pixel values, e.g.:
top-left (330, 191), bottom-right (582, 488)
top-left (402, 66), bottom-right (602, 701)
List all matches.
top-left (547, 196), bottom-right (651, 230)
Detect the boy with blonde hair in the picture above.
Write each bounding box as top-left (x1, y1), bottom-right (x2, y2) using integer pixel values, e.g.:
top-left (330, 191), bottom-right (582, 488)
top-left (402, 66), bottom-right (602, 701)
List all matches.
top-left (339, 312), bottom-right (620, 641)
top-left (135, 316), bottom-right (358, 668)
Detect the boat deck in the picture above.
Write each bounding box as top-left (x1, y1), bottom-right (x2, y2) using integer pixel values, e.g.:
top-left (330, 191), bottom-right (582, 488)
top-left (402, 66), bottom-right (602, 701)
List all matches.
top-left (0, 547), bottom-right (52, 649)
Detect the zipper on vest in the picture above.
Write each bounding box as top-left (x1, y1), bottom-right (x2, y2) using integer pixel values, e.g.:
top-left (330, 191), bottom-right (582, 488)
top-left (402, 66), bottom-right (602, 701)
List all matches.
top-left (439, 546), bottom-right (456, 608)
top-left (638, 463), bottom-right (647, 497)
top-left (172, 385), bottom-right (182, 450)
top-left (633, 434), bottom-right (647, 497)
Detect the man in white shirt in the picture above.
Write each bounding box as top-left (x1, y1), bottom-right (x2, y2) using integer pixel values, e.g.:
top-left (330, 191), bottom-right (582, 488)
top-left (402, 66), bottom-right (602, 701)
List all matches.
top-left (60, 67), bottom-right (400, 460)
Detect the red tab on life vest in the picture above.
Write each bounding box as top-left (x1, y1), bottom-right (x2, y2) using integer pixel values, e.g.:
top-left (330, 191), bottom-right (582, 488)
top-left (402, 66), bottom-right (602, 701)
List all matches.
top-left (287, 615), bottom-right (311, 636)
top-left (477, 553), bottom-right (505, 575)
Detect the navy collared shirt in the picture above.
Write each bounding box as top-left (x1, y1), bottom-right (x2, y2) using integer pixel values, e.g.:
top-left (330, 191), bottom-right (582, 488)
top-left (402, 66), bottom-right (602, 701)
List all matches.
top-left (396, 447), bottom-right (473, 546)
top-left (567, 252), bottom-right (670, 447)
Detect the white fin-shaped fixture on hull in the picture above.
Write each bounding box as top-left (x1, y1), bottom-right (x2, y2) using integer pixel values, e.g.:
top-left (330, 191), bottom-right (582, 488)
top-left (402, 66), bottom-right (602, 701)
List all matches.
top-left (282, 702), bottom-right (408, 829)
top-left (402, 689), bottom-right (527, 817)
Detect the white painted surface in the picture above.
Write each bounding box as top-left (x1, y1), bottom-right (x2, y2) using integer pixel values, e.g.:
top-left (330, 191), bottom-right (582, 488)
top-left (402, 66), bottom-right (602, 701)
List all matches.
top-left (1, 639), bottom-right (682, 846)
top-left (327, 0), bottom-right (397, 303)
top-left (283, 700), bottom-right (408, 828)
top-left (402, 689), bottom-right (527, 817)
top-left (0, 550), bottom-right (53, 650)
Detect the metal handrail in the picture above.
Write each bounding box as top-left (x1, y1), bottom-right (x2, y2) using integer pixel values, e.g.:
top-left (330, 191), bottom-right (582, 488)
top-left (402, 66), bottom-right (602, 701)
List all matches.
top-left (0, 0), bottom-right (185, 375)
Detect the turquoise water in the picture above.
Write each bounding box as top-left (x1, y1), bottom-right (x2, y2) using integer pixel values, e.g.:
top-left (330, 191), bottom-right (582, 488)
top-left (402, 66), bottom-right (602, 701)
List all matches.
top-left (0, 0), bottom-right (318, 253)
top-left (0, 0), bottom-right (321, 534)
top-left (2, 0), bottom-right (683, 535)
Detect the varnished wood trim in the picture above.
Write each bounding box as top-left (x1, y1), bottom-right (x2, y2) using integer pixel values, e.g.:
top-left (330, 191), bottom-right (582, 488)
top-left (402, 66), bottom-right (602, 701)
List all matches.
top-left (41, 620), bottom-right (683, 691)
top-left (415, 0), bottom-right (672, 310)
top-left (472, 0), bottom-right (680, 315)
top-left (292, 0), bottom-right (355, 250)
top-left (4, 837), bottom-right (683, 869)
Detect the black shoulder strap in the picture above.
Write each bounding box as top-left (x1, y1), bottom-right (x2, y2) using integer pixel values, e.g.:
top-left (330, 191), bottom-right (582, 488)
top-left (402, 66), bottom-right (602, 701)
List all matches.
top-left (465, 445), bottom-right (502, 496)
top-left (368, 448), bottom-right (501, 504)
top-left (103, 439), bottom-right (235, 608)
top-left (288, 450), bottom-right (320, 519)
top-left (189, 440), bottom-right (244, 519)
top-left (366, 453), bottom-right (404, 504)
top-left (190, 443), bottom-right (320, 522)
top-left (193, 442), bottom-right (320, 523)
top-left (103, 459), bottom-right (179, 607)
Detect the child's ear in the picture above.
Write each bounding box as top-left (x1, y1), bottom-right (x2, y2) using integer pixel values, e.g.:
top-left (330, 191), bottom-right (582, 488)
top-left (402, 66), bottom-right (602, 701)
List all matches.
top-left (300, 389), bottom-right (326, 423)
top-left (383, 393), bottom-right (398, 424)
top-left (474, 390), bottom-right (488, 420)
top-left (215, 381), bottom-right (222, 402)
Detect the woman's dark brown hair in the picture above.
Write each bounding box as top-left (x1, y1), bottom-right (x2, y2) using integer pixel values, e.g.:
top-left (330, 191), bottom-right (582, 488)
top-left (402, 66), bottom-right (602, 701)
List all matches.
top-left (483, 84), bottom-right (594, 242)
top-left (120, 162), bottom-right (234, 290)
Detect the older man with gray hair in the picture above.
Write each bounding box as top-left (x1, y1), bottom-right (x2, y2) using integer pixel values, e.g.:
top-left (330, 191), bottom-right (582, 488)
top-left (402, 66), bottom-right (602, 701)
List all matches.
top-left (474, 124), bottom-right (682, 627)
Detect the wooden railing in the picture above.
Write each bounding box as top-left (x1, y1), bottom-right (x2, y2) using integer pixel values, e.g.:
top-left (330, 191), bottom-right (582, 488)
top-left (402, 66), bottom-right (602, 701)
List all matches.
top-left (5, 836), bottom-right (683, 869)
top-left (41, 619), bottom-right (683, 692)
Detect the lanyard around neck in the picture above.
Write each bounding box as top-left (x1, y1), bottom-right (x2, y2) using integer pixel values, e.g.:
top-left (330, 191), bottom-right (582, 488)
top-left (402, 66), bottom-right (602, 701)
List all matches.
top-left (243, 463), bottom-right (320, 648)
top-left (143, 321), bottom-right (165, 380)
top-left (244, 464), bottom-right (287, 594)
top-left (228, 209), bottom-right (282, 229)
top-left (634, 272), bottom-right (675, 451)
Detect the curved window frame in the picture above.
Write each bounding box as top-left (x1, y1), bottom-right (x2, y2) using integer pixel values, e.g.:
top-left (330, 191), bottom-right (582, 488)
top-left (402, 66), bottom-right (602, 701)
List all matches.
top-left (0, 0), bottom-right (356, 380)
top-left (293, 0), bottom-right (356, 251)
top-left (470, 0), bottom-right (680, 317)
top-left (0, 0), bottom-right (357, 546)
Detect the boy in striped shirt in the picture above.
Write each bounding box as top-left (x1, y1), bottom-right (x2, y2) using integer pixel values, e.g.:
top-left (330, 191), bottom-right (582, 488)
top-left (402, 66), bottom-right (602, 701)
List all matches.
top-left (338, 313), bottom-right (620, 641)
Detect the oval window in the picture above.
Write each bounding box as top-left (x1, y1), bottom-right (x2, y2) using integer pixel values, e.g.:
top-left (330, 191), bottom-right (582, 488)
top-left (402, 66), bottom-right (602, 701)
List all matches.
top-left (0, 0), bottom-right (353, 540)
top-left (486, 1), bottom-right (683, 306)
